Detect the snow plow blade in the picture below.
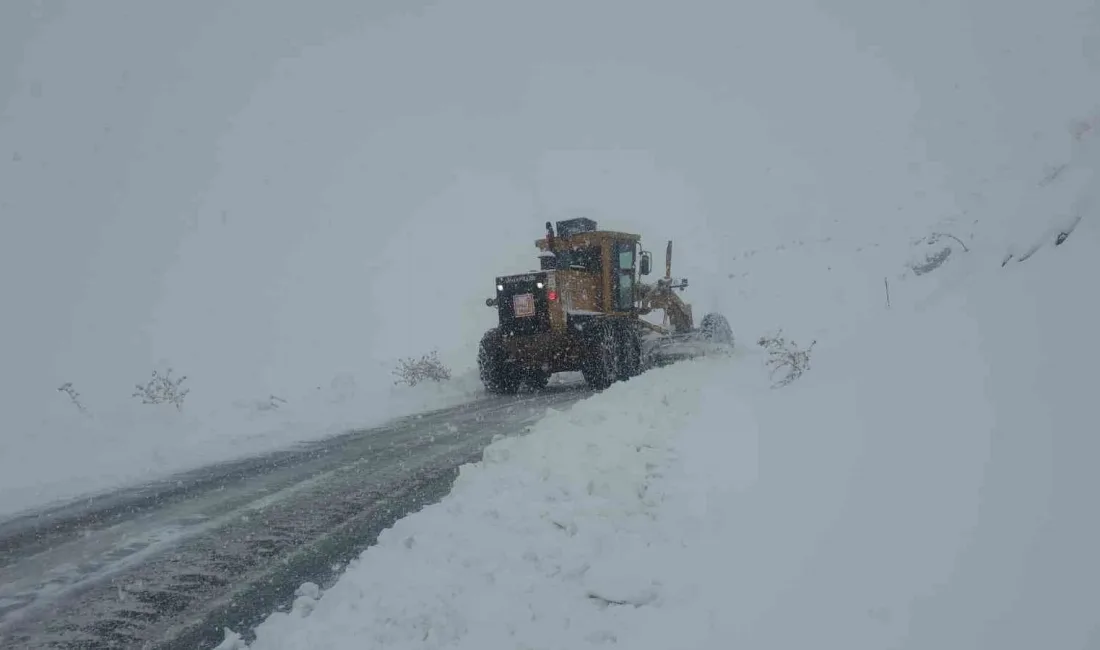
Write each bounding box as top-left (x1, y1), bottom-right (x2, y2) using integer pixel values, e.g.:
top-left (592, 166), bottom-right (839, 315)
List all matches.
top-left (640, 313), bottom-right (735, 368)
top-left (642, 333), bottom-right (734, 367)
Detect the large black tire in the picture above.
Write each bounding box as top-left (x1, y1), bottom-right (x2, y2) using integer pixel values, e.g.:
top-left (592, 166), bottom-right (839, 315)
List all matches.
top-left (477, 328), bottom-right (520, 394)
top-left (581, 320), bottom-right (621, 390)
top-left (524, 367), bottom-right (551, 391)
top-left (699, 312), bottom-right (734, 345)
top-left (616, 321), bottom-right (643, 381)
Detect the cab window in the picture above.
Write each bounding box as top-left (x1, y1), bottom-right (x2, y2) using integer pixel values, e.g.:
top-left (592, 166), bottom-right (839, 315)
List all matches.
top-left (544, 247), bottom-right (601, 273)
top-left (614, 241), bottom-right (635, 311)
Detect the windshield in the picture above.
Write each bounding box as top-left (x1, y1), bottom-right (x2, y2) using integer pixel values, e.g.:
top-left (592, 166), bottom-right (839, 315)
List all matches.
top-left (541, 246), bottom-right (601, 273)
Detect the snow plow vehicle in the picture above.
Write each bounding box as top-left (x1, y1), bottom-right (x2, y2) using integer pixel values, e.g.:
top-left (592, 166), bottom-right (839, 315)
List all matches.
top-left (478, 218), bottom-right (734, 393)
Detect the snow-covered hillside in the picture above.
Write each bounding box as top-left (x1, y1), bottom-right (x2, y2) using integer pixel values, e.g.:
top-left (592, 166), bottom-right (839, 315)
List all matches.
top-left (0, 0), bottom-right (971, 515)
top-left (3, 9), bottom-right (1099, 645)
top-left (224, 120), bottom-right (1100, 647)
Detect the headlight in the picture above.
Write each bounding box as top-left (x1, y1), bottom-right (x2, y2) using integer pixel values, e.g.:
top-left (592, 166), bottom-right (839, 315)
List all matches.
top-left (497, 284), bottom-right (504, 291)
top-left (536, 282), bottom-right (544, 289)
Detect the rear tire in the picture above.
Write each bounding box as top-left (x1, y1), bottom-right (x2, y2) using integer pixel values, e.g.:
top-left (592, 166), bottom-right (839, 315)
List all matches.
top-left (582, 320), bottom-right (621, 390)
top-left (525, 368), bottom-right (551, 391)
top-left (616, 322), bottom-right (643, 381)
top-left (478, 328), bottom-right (520, 394)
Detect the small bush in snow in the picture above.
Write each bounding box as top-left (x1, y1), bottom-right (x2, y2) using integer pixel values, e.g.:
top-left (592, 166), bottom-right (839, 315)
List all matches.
top-left (757, 330), bottom-right (816, 388)
top-left (907, 231), bottom-right (970, 276)
top-left (56, 382), bottom-right (87, 414)
top-left (927, 231), bottom-right (970, 253)
top-left (392, 350), bottom-right (452, 387)
top-left (132, 368), bottom-right (190, 410)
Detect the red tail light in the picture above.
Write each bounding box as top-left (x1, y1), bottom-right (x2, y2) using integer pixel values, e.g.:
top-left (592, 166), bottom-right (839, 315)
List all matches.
top-left (547, 290), bottom-right (558, 301)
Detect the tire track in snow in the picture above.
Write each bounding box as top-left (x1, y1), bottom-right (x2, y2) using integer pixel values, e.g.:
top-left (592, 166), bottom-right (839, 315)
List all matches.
top-left (0, 382), bottom-right (590, 649)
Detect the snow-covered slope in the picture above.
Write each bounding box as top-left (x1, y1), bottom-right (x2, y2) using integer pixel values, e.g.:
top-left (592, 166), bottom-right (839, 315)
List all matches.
top-left (225, 122), bottom-right (1100, 647)
top-left (3, 7), bottom-right (1099, 638)
top-left (0, 0), bottom-right (962, 516)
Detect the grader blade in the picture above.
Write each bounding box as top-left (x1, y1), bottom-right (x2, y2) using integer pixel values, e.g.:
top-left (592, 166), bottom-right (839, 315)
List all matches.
top-left (640, 312), bottom-right (735, 368)
top-left (643, 333), bottom-right (734, 368)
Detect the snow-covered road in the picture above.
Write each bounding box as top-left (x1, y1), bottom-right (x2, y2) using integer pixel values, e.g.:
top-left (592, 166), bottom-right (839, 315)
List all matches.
top-left (218, 211), bottom-right (1100, 650)
top-left (0, 382), bottom-right (591, 649)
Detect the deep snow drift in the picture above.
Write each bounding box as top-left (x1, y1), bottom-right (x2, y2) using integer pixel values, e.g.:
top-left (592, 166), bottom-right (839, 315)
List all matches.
top-left (221, 119), bottom-right (1100, 647)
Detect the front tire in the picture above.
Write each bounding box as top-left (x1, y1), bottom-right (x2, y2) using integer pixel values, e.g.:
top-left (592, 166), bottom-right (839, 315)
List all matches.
top-left (699, 312), bottom-right (734, 345)
top-left (582, 320), bottom-right (621, 390)
top-left (478, 328), bottom-right (520, 394)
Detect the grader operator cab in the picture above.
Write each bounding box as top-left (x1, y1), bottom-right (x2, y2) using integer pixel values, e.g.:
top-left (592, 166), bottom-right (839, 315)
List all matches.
top-left (478, 218), bottom-right (733, 394)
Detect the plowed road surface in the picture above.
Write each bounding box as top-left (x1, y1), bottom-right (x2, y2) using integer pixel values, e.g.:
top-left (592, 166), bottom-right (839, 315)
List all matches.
top-left (0, 382), bottom-right (590, 649)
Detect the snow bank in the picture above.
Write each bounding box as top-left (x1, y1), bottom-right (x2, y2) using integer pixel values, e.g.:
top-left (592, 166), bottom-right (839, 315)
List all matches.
top-left (0, 370), bottom-right (485, 519)
top-left (221, 353), bottom-right (730, 650)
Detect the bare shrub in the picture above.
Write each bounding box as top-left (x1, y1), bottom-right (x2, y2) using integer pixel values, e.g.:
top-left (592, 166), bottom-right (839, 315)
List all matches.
top-left (132, 368), bottom-right (190, 410)
top-left (757, 330), bottom-right (816, 388)
top-left (56, 382), bottom-right (87, 414)
top-left (910, 246), bottom-right (953, 276)
top-left (927, 231), bottom-right (970, 253)
top-left (393, 350), bottom-right (452, 387)
top-left (907, 231), bottom-right (970, 276)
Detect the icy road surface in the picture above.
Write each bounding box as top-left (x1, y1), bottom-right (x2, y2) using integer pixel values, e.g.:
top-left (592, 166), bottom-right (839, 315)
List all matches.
top-left (0, 381), bottom-right (591, 649)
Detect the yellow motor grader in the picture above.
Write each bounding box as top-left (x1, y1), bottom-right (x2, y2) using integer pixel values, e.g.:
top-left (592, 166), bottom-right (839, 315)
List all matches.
top-left (478, 218), bottom-right (733, 393)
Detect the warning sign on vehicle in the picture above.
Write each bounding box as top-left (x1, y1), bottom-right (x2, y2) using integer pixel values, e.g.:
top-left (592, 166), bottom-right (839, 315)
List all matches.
top-left (513, 293), bottom-right (535, 317)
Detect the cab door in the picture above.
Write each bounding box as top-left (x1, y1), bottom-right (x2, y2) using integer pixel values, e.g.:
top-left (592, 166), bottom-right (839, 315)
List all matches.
top-left (611, 240), bottom-right (636, 312)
